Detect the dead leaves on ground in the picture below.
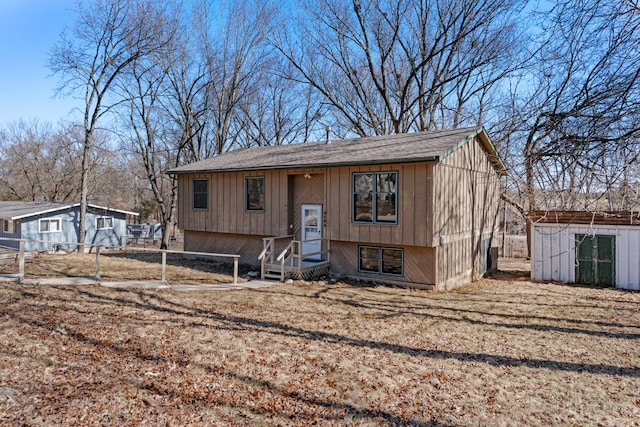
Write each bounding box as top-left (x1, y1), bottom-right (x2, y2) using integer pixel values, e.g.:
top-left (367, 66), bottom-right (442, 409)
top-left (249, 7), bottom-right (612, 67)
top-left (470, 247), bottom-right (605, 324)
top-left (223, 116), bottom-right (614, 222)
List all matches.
top-left (1, 277), bottom-right (640, 425)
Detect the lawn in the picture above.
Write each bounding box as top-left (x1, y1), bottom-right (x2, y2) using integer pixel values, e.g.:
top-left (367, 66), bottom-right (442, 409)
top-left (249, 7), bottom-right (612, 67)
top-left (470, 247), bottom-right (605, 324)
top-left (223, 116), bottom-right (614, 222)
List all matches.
top-left (1, 255), bottom-right (639, 425)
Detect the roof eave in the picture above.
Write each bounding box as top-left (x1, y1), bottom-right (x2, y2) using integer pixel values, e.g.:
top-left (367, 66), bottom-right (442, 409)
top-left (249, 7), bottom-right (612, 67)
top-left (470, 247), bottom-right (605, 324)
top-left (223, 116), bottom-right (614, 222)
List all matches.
top-left (166, 156), bottom-right (442, 175)
top-left (8, 203), bottom-right (139, 220)
top-left (10, 203), bottom-right (78, 220)
top-left (475, 128), bottom-right (508, 176)
top-left (436, 127), bottom-right (507, 176)
top-left (87, 203), bottom-right (139, 216)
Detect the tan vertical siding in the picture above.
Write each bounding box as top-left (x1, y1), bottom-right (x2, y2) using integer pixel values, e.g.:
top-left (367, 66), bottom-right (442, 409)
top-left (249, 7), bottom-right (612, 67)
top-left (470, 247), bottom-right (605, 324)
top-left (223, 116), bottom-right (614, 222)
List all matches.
top-left (228, 173), bottom-right (237, 232)
top-left (215, 173), bottom-right (223, 231)
top-left (326, 168), bottom-right (340, 240)
top-left (432, 136), bottom-right (502, 289)
top-left (338, 167), bottom-right (351, 241)
top-left (180, 162), bottom-right (438, 249)
top-left (401, 163), bottom-right (416, 246)
top-left (414, 163), bottom-right (429, 246)
top-left (178, 170), bottom-right (290, 237)
top-left (330, 240), bottom-right (436, 286)
top-left (177, 175), bottom-right (186, 229)
top-left (239, 173), bottom-right (249, 234)
top-left (425, 163), bottom-right (434, 247)
top-left (292, 172), bottom-right (324, 240)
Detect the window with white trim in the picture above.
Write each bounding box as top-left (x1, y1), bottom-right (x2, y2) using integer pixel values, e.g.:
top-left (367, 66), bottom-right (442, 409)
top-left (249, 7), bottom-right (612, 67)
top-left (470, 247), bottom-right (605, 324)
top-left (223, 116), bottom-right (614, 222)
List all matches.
top-left (4, 220), bottom-right (16, 233)
top-left (96, 216), bottom-right (114, 230)
top-left (3, 219), bottom-right (14, 233)
top-left (39, 218), bottom-right (61, 233)
top-left (353, 171), bottom-right (397, 223)
top-left (358, 246), bottom-right (404, 276)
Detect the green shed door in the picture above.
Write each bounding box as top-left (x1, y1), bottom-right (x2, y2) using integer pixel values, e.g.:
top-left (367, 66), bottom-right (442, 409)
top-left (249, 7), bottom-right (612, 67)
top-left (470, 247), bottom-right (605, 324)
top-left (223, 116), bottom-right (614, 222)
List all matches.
top-left (575, 234), bottom-right (615, 286)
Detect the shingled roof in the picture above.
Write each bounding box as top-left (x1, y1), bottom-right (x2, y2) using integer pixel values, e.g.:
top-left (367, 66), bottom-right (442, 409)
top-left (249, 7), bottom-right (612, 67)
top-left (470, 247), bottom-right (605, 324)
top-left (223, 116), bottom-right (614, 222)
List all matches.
top-left (168, 127), bottom-right (506, 175)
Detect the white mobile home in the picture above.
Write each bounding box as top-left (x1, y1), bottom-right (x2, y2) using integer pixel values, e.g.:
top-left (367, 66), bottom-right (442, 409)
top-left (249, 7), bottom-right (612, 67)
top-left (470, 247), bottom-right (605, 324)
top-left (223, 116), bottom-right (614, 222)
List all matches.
top-left (531, 211), bottom-right (640, 290)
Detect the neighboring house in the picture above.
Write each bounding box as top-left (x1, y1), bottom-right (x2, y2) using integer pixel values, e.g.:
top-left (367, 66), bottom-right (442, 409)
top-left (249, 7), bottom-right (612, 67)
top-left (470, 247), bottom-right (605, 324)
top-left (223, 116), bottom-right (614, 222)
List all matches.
top-left (530, 210), bottom-right (640, 290)
top-left (168, 127), bottom-right (506, 290)
top-left (0, 201), bottom-right (138, 252)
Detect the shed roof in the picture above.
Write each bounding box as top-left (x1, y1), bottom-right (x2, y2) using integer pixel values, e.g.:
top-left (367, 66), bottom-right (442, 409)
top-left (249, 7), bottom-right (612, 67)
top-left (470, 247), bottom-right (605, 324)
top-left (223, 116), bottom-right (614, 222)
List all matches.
top-left (168, 127), bottom-right (507, 175)
top-left (0, 201), bottom-right (138, 221)
top-left (530, 210), bottom-right (640, 226)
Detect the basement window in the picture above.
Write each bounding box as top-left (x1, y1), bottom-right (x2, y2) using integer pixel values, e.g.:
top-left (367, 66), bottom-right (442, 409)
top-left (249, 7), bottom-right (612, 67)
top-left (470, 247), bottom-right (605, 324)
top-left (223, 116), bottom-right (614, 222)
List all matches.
top-left (358, 246), bottom-right (404, 276)
top-left (192, 179), bottom-right (208, 210)
top-left (353, 171), bottom-right (397, 223)
top-left (39, 218), bottom-right (61, 233)
top-left (246, 176), bottom-right (265, 211)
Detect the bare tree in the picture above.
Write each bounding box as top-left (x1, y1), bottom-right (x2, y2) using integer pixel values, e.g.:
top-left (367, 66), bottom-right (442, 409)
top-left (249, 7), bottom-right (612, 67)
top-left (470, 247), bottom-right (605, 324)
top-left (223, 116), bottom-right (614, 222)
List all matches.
top-left (49, 0), bottom-right (175, 250)
top-left (197, 0), bottom-right (276, 155)
top-left (115, 2), bottom-right (183, 249)
top-left (0, 120), bottom-right (60, 201)
top-left (495, 0), bottom-right (640, 254)
top-left (234, 59), bottom-right (326, 147)
top-left (112, 0), bottom-right (279, 248)
top-left (274, 0), bottom-right (524, 136)
top-left (0, 119), bottom-right (132, 207)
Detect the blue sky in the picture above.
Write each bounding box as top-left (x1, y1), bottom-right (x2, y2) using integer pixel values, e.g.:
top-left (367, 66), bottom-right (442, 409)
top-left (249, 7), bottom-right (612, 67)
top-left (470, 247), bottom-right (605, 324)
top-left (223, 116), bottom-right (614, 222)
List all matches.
top-left (0, 0), bottom-right (81, 125)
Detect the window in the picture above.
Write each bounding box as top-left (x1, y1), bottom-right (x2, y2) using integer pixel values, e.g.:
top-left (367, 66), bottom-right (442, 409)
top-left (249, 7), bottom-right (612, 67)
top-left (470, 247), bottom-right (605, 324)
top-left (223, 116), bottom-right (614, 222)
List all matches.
top-left (353, 171), bottom-right (397, 223)
top-left (358, 246), bottom-right (404, 276)
top-left (96, 216), bottom-right (114, 230)
top-left (4, 220), bottom-right (16, 233)
top-left (246, 176), bottom-right (265, 211)
top-left (39, 218), bottom-right (61, 233)
top-left (192, 179), bottom-right (208, 210)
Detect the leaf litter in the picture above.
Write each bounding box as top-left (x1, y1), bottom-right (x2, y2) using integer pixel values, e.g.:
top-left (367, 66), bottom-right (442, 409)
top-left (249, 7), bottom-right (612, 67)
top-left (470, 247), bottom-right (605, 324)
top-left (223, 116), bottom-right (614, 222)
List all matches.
top-left (1, 255), bottom-right (640, 425)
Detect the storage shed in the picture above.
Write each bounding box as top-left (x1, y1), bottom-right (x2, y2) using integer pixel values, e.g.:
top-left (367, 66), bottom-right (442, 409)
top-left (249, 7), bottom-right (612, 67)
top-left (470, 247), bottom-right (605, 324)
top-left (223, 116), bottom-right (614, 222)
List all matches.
top-left (530, 210), bottom-right (640, 290)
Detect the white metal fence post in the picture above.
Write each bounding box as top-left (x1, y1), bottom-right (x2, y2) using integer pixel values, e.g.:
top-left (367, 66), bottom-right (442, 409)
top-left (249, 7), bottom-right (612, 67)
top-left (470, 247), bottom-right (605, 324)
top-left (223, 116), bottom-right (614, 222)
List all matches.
top-left (233, 256), bottom-right (238, 284)
top-left (95, 245), bottom-right (101, 280)
top-left (161, 251), bottom-right (167, 283)
top-left (18, 240), bottom-right (25, 277)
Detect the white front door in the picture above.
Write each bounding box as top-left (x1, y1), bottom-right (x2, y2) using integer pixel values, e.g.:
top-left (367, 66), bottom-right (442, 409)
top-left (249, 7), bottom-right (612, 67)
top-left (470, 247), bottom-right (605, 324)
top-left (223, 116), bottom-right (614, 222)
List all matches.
top-left (301, 204), bottom-right (322, 260)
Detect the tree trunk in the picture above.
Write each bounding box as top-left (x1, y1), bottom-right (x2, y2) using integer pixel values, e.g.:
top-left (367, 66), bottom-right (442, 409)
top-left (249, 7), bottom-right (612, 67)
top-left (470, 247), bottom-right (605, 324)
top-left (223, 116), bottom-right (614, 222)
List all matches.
top-left (524, 150), bottom-right (536, 259)
top-left (78, 130), bottom-right (91, 253)
top-left (159, 176), bottom-right (178, 250)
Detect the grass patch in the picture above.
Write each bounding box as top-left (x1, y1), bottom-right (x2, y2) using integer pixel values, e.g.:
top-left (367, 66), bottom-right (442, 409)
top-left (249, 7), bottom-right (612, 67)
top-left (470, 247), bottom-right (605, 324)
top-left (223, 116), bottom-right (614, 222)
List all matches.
top-left (1, 251), bottom-right (245, 284)
top-left (1, 256), bottom-right (639, 425)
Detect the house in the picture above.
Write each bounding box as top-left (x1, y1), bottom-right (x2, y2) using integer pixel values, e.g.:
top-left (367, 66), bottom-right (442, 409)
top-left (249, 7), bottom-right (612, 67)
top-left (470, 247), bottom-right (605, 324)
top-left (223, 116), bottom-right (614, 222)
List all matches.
top-left (0, 201), bottom-right (138, 252)
top-left (530, 210), bottom-right (640, 290)
top-left (168, 127), bottom-right (506, 290)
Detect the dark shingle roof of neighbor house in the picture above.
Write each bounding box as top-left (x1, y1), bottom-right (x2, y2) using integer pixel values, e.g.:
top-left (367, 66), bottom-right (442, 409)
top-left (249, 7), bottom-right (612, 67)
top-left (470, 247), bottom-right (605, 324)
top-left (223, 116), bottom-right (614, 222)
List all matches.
top-left (168, 126), bottom-right (507, 175)
top-left (0, 201), bottom-right (138, 220)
